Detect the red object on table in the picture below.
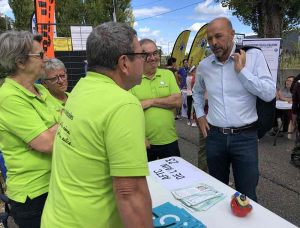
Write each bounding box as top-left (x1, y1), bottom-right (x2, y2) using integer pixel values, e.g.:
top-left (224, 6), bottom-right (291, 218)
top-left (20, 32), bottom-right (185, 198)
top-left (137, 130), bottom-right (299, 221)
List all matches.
top-left (230, 192), bottom-right (253, 217)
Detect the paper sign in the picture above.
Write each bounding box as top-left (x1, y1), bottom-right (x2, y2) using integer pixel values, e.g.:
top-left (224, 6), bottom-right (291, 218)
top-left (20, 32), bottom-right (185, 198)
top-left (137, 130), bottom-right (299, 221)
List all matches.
top-left (242, 38), bottom-right (281, 82)
top-left (148, 157), bottom-right (204, 190)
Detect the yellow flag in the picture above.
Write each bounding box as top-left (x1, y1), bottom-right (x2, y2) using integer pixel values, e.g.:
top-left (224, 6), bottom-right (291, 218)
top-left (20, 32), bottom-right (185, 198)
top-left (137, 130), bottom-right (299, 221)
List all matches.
top-left (188, 24), bottom-right (208, 67)
top-left (171, 30), bottom-right (191, 68)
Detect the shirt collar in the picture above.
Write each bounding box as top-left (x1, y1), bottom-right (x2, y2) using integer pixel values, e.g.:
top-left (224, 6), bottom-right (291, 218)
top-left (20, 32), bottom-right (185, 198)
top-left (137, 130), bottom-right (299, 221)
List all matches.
top-left (5, 78), bottom-right (42, 98)
top-left (86, 71), bottom-right (117, 85)
top-left (142, 69), bottom-right (162, 80)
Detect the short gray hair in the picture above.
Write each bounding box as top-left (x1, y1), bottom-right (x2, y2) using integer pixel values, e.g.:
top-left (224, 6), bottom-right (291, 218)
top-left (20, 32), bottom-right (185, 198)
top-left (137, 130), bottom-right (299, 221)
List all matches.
top-left (0, 31), bottom-right (42, 75)
top-left (86, 22), bottom-right (137, 71)
top-left (44, 58), bottom-right (66, 73)
top-left (139, 38), bottom-right (157, 48)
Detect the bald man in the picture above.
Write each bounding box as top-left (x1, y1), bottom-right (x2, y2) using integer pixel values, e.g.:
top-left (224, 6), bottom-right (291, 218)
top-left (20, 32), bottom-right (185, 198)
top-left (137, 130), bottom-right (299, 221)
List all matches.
top-left (193, 17), bottom-right (275, 201)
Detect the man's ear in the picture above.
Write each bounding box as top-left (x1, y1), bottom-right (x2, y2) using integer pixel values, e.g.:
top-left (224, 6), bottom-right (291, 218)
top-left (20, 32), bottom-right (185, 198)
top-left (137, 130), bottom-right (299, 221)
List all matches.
top-left (117, 55), bottom-right (129, 75)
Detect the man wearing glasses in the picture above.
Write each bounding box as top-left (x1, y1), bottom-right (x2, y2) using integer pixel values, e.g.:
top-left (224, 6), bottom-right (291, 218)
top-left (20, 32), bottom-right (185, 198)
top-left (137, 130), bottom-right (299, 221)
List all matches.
top-left (41, 22), bottom-right (153, 228)
top-left (131, 38), bottom-right (182, 161)
top-left (41, 58), bottom-right (69, 105)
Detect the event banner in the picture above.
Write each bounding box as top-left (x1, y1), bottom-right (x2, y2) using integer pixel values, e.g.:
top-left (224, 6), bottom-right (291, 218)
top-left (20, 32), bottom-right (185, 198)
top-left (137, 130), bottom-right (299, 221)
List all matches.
top-left (187, 24), bottom-right (208, 67)
top-left (171, 30), bottom-right (191, 68)
top-left (242, 38), bottom-right (281, 81)
top-left (34, 0), bottom-right (55, 58)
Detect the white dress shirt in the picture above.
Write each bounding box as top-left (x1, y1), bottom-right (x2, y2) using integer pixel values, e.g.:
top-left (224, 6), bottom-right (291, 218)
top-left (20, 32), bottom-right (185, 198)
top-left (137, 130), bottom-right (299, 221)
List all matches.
top-left (192, 44), bottom-right (276, 128)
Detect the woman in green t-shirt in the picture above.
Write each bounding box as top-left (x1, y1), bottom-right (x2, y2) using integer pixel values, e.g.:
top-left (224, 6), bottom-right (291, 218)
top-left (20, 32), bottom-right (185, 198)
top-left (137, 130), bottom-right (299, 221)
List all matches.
top-left (0, 31), bottom-right (61, 228)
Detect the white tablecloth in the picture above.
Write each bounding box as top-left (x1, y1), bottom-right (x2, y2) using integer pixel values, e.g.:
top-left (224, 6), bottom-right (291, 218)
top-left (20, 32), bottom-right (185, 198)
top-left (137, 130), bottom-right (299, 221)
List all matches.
top-left (276, 100), bottom-right (292, 110)
top-left (147, 157), bottom-right (296, 228)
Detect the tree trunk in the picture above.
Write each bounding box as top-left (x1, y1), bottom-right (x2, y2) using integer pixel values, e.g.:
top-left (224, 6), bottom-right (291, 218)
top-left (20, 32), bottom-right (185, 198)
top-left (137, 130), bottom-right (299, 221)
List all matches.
top-left (259, 0), bottom-right (283, 38)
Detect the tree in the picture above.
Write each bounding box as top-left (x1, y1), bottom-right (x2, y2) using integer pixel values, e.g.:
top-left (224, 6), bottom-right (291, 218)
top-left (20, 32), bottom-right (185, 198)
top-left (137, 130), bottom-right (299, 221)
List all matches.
top-left (0, 17), bottom-right (6, 31)
top-left (218, 0), bottom-right (300, 37)
top-left (9, 0), bottom-right (34, 30)
top-left (55, 0), bottom-right (86, 37)
top-left (84, 0), bottom-right (134, 27)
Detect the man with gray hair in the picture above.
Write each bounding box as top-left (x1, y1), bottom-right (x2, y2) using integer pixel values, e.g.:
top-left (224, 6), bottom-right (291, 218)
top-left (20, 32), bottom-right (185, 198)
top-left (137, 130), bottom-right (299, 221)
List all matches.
top-left (41, 22), bottom-right (153, 228)
top-left (41, 58), bottom-right (69, 105)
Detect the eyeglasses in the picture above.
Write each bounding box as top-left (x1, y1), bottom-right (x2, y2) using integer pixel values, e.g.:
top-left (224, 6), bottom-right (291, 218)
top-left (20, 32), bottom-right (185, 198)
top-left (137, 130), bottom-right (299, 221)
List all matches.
top-left (144, 50), bottom-right (159, 60)
top-left (44, 73), bottom-right (67, 84)
top-left (123, 50), bottom-right (160, 61)
top-left (28, 52), bottom-right (44, 60)
top-left (123, 52), bottom-right (148, 61)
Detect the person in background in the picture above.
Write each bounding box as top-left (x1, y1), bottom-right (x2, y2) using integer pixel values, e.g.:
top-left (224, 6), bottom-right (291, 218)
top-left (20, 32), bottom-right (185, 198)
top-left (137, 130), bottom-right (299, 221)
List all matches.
top-left (193, 17), bottom-right (275, 201)
top-left (41, 22), bottom-right (153, 228)
top-left (131, 38), bottom-right (182, 162)
top-left (186, 65), bottom-right (197, 127)
top-left (0, 31), bottom-right (61, 228)
top-left (41, 58), bottom-right (69, 105)
top-left (270, 76), bottom-right (295, 135)
top-left (177, 58), bottom-right (189, 90)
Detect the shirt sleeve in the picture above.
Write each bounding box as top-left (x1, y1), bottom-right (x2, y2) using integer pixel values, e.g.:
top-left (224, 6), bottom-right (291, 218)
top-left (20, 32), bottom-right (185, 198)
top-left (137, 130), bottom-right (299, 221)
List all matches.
top-left (192, 64), bottom-right (206, 118)
top-left (0, 96), bottom-right (49, 143)
top-left (238, 49), bottom-right (276, 102)
top-left (105, 102), bottom-right (149, 177)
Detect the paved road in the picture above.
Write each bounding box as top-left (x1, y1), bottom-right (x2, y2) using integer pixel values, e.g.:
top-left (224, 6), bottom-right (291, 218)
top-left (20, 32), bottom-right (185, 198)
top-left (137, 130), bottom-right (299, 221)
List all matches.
top-left (176, 118), bottom-right (300, 227)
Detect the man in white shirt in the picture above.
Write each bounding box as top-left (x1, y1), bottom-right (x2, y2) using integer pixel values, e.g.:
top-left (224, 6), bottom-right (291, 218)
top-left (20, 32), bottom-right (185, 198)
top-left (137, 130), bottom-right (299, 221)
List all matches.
top-left (193, 17), bottom-right (275, 201)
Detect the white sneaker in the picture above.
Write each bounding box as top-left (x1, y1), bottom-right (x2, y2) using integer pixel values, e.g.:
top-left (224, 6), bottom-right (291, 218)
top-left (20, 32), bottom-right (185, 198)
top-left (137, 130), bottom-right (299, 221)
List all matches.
top-left (191, 122), bottom-right (197, 127)
top-left (187, 121), bottom-right (191, 126)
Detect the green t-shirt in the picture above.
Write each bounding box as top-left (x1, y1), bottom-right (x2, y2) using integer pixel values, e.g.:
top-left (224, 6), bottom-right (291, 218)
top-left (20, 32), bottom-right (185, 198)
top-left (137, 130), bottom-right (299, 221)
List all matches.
top-left (0, 78), bottom-right (62, 202)
top-left (41, 71), bottom-right (149, 228)
top-left (131, 68), bottom-right (180, 145)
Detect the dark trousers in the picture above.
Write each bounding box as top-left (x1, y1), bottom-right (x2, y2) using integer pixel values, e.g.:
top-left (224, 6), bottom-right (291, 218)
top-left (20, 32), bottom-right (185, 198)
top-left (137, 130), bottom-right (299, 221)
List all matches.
top-left (206, 127), bottom-right (259, 201)
top-left (147, 140), bottom-right (181, 162)
top-left (187, 95), bottom-right (193, 120)
top-left (10, 193), bottom-right (48, 228)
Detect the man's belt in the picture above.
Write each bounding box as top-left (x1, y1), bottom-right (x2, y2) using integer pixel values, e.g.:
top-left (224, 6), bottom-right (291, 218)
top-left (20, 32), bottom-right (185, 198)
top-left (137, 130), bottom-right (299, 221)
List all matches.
top-left (209, 123), bottom-right (257, 135)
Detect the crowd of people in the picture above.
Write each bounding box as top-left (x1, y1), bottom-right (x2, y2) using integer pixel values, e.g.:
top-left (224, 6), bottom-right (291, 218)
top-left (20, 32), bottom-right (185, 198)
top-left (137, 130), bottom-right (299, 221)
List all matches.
top-left (0, 16), bottom-right (298, 227)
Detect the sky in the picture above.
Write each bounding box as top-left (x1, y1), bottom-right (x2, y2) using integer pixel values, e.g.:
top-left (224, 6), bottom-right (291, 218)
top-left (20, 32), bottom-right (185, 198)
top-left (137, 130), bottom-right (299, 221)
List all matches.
top-left (0, 0), bottom-right (256, 55)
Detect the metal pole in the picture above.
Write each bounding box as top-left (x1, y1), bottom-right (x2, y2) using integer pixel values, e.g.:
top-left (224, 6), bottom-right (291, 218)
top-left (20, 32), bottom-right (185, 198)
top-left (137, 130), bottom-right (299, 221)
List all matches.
top-left (113, 0), bottom-right (117, 22)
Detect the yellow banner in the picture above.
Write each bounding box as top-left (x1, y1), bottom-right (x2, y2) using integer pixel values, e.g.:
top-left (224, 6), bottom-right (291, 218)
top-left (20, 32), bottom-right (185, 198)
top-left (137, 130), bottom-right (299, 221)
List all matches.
top-left (54, 38), bottom-right (73, 51)
top-left (171, 30), bottom-right (191, 68)
top-left (188, 24), bottom-right (208, 67)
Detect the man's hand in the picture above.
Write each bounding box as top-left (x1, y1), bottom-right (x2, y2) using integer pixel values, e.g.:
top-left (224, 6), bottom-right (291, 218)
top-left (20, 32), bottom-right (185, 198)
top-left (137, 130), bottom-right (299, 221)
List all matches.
top-left (232, 49), bottom-right (246, 73)
top-left (197, 116), bottom-right (210, 138)
top-left (141, 99), bottom-right (153, 109)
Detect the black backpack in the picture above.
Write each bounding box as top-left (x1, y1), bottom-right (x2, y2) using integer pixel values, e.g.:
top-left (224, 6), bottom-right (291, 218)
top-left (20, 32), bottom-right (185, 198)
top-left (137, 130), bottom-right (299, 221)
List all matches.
top-left (236, 45), bottom-right (276, 139)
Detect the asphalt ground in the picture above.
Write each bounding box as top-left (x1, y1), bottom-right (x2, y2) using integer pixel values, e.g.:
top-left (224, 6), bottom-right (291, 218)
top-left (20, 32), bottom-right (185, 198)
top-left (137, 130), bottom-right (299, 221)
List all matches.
top-left (176, 118), bottom-right (300, 227)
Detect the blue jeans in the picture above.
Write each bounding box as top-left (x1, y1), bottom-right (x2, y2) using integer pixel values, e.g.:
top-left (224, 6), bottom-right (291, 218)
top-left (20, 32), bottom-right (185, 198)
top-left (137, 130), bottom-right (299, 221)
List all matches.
top-left (206, 127), bottom-right (259, 201)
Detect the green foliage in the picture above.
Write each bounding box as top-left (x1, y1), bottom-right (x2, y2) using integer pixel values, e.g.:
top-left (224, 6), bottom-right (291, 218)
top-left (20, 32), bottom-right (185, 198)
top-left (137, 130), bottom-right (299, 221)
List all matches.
top-left (8, 0), bottom-right (34, 30)
top-left (280, 42), bottom-right (300, 69)
top-left (218, 0), bottom-right (300, 37)
top-left (84, 0), bottom-right (133, 27)
top-left (0, 17), bottom-right (6, 31)
top-left (55, 0), bottom-right (133, 37)
top-left (55, 0), bottom-right (86, 37)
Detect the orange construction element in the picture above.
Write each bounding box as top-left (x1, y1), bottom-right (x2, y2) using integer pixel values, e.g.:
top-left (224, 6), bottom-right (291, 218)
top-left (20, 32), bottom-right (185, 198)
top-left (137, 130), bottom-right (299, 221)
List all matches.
top-left (35, 0), bottom-right (55, 58)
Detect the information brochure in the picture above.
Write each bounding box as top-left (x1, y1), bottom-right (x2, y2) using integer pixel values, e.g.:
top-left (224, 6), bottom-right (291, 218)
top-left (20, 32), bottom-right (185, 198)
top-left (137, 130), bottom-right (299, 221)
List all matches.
top-left (171, 183), bottom-right (225, 211)
top-left (152, 202), bottom-right (206, 228)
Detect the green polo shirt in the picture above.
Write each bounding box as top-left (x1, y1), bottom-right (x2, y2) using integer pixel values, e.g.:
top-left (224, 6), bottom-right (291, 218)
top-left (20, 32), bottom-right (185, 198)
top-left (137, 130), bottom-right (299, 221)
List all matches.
top-left (131, 68), bottom-right (180, 145)
top-left (42, 71), bottom-right (149, 228)
top-left (0, 78), bottom-right (62, 202)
